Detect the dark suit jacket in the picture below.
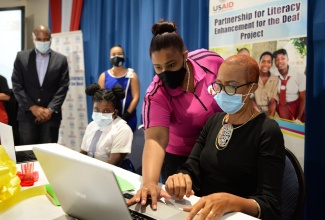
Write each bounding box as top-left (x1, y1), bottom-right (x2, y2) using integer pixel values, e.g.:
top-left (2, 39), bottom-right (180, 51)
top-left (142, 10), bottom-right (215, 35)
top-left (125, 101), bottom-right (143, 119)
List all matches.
top-left (12, 49), bottom-right (69, 122)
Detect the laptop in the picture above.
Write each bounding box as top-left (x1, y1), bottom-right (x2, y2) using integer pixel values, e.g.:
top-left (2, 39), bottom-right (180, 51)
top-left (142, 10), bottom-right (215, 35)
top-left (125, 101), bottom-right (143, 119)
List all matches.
top-left (0, 122), bottom-right (16, 163)
top-left (33, 144), bottom-right (190, 220)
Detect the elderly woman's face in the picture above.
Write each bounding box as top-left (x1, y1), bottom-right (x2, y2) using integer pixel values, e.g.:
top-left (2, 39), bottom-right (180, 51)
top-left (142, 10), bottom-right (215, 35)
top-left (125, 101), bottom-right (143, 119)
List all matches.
top-left (216, 63), bottom-right (250, 95)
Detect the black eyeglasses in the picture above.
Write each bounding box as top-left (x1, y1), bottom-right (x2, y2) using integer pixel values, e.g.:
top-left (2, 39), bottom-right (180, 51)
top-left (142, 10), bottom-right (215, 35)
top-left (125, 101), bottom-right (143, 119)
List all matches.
top-left (211, 82), bottom-right (254, 96)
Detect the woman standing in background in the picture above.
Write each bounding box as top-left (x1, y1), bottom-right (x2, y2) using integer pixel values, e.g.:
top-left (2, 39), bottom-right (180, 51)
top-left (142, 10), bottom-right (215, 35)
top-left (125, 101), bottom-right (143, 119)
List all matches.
top-left (98, 45), bottom-right (140, 131)
top-left (0, 74), bottom-right (10, 124)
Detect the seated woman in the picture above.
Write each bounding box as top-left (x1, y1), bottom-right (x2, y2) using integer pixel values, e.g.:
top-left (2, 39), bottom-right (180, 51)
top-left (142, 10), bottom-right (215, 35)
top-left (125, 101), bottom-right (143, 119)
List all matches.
top-left (128, 55), bottom-right (285, 219)
top-left (165, 54), bottom-right (285, 219)
top-left (80, 83), bottom-right (133, 168)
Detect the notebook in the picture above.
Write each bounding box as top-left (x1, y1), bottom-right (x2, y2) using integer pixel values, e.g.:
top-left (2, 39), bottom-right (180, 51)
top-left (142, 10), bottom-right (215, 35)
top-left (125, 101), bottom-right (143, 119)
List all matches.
top-left (33, 144), bottom-right (190, 220)
top-left (0, 122), bottom-right (16, 163)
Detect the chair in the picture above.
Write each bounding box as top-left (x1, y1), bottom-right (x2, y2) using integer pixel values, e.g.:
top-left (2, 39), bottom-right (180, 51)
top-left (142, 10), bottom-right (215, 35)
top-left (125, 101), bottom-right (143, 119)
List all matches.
top-left (281, 148), bottom-right (305, 220)
top-left (128, 125), bottom-right (145, 175)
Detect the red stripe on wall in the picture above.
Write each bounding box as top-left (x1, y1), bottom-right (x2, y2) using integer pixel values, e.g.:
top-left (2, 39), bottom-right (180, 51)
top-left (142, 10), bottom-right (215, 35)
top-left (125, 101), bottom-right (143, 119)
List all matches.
top-left (49, 0), bottom-right (62, 33)
top-left (70, 0), bottom-right (84, 31)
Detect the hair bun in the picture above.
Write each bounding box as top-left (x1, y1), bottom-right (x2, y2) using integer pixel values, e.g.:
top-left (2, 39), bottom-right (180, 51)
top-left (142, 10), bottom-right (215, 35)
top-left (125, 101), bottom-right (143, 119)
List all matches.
top-left (152, 19), bottom-right (177, 36)
top-left (111, 85), bottom-right (125, 100)
top-left (85, 83), bottom-right (101, 96)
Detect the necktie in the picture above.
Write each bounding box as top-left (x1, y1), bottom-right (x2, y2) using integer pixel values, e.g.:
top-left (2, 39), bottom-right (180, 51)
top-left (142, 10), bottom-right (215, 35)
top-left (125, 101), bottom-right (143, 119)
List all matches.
top-left (279, 76), bottom-right (290, 105)
top-left (88, 130), bottom-right (102, 157)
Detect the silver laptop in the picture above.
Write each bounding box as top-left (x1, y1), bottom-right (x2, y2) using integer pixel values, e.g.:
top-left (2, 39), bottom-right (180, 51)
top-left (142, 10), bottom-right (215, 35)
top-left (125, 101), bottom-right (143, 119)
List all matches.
top-left (33, 144), bottom-right (189, 220)
top-left (0, 122), bottom-right (16, 163)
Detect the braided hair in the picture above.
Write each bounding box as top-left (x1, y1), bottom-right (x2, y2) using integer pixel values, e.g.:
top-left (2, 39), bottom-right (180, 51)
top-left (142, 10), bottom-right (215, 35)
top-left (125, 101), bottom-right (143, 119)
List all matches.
top-left (85, 83), bottom-right (125, 110)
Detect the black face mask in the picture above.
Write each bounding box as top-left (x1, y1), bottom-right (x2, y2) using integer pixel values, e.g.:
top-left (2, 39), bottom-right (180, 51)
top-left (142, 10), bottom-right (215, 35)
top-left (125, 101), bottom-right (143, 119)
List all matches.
top-left (158, 65), bottom-right (186, 89)
top-left (110, 55), bottom-right (125, 67)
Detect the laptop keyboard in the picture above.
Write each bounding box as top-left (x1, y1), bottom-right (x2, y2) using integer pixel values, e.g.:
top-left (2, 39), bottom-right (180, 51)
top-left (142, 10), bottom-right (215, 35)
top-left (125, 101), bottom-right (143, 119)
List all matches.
top-left (129, 209), bottom-right (156, 220)
top-left (123, 193), bottom-right (156, 220)
top-left (15, 150), bottom-right (37, 163)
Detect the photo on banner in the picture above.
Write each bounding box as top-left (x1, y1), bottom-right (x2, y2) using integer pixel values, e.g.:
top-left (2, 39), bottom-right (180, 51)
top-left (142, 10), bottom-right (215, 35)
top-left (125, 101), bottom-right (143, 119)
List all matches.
top-left (209, 0), bottom-right (306, 167)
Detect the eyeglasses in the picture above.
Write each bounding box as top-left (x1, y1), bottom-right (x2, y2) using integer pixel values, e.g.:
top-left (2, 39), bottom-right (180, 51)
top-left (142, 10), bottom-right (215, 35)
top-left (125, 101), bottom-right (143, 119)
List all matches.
top-left (211, 82), bottom-right (254, 96)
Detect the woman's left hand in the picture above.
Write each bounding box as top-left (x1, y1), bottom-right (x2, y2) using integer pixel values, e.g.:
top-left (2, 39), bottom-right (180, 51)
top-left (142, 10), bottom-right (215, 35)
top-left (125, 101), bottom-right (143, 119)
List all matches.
top-left (183, 193), bottom-right (231, 220)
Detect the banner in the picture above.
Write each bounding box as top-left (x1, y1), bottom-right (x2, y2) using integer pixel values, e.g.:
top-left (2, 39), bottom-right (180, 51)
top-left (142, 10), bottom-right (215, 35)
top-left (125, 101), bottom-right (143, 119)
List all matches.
top-left (209, 0), bottom-right (307, 168)
top-left (51, 31), bottom-right (88, 151)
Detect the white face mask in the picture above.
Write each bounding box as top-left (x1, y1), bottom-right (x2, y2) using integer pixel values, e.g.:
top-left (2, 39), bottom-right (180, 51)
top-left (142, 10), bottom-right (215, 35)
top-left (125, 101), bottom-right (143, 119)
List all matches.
top-left (92, 112), bottom-right (114, 128)
top-left (34, 41), bottom-right (51, 54)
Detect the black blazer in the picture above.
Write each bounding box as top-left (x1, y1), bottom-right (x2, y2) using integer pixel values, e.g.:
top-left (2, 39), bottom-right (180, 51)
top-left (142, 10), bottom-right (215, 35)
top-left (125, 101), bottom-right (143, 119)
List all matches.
top-left (12, 49), bottom-right (69, 122)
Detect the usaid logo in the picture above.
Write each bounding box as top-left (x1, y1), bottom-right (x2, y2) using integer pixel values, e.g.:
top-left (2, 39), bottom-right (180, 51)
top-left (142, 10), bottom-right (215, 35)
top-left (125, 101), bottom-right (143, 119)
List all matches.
top-left (65, 46), bottom-right (71, 53)
top-left (80, 130), bottom-right (85, 137)
top-left (78, 94), bottom-right (83, 102)
top-left (70, 139), bottom-right (76, 147)
top-left (213, 0), bottom-right (234, 12)
top-left (68, 103), bottom-right (73, 110)
top-left (79, 112), bottom-right (85, 120)
top-left (69, 121), bottom-right (75, 129)
top-left (75, 35), bottom-right (81, 42)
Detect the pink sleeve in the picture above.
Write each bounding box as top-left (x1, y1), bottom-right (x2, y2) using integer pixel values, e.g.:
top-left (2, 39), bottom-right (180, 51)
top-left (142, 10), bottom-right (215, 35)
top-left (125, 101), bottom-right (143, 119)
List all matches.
top-left (142, 83), bottom-right (171, 129)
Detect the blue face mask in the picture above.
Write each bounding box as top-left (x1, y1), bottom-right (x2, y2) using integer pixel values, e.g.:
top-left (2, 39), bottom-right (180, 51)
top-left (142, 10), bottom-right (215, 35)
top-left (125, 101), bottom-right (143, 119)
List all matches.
top-left (34, 41), bottom-right (51, 54)
top-left (92, 112), bottom-right (114, 128)
top-left (214, 85), bottom-right (253, 114)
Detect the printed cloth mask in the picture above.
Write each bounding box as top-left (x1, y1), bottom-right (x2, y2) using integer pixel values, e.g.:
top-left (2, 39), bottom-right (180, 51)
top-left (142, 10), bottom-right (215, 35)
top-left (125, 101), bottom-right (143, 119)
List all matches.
top-left (92, 112), bottom-right (114, 128)
top-left (158, 63), bottom-right (186, 89)
top-left (110, 55), bottom-right (125, 66)
top-left (34, 41), bottom-right (51, 54)
top-left (214, 85), bottom-right (254, 114)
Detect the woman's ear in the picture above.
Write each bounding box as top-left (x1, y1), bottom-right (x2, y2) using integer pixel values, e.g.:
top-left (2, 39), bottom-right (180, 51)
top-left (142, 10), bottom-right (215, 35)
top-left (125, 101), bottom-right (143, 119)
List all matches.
top-left (251, 83), bottom-right (258, 93)
top-left (183, 50), bottom-right (189, 60)
top-left (113, 109), bottom-right (118, 118)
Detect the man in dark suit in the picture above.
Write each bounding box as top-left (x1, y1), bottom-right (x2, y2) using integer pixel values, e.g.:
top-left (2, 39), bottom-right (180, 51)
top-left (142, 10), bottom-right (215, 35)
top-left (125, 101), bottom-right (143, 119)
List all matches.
top-left (12, 25), bottom-right (69, 145)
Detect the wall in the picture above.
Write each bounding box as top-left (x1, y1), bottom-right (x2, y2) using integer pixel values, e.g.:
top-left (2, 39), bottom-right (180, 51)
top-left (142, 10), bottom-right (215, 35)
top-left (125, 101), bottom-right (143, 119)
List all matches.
top-left (0, 0), bottom-right (48, 49)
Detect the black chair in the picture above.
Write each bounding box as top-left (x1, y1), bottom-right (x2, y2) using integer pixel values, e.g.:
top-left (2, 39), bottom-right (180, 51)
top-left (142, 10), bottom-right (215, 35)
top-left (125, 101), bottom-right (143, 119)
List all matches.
top-left (281, 148), bottom-right (305, 220)
top-left (128, 125), bottom-right (145, 175)
top-left (120, 158), bottom-right (135, 173)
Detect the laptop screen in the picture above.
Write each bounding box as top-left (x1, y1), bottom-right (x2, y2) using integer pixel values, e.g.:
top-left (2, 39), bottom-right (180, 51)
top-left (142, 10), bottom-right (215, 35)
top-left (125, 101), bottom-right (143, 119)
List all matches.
top-left (0, 122), bottom-right (16, 163)
top-left (33, 143), bottom-right (134, 220)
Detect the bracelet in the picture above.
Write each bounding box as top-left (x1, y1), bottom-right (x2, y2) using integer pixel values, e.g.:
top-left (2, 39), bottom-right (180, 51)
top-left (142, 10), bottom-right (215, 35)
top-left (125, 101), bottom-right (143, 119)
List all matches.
top-left (251, 199), bottom-right (261, 219)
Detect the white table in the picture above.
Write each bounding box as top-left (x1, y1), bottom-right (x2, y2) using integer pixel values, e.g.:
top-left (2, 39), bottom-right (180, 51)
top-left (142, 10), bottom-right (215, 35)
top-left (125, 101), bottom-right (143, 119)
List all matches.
top-left (1, 145), bottom-right (257, 220)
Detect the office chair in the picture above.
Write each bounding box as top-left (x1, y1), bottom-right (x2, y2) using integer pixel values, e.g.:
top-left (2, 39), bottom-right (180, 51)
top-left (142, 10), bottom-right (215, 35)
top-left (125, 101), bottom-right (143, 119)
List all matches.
top-left (281, 148), bottom-right (305, 220)
top-left (128, 125), bottom-right (145, 175)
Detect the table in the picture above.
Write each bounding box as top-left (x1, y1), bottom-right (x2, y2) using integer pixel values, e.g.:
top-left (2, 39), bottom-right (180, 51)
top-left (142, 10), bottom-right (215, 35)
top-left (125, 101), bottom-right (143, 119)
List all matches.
top-left (1, 144), bottom-right (258, 220)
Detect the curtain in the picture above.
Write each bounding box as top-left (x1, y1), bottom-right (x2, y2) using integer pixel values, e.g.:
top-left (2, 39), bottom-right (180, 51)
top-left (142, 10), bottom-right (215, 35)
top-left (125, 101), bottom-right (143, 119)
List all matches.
top-left (80, 0), bottom-right (209, 124)
top-left (49, 0), bottom-right (61, 33)
top-left (49, 0), bottom-right (84, 33)
top-left (305, 0), bottom-right (325, 218)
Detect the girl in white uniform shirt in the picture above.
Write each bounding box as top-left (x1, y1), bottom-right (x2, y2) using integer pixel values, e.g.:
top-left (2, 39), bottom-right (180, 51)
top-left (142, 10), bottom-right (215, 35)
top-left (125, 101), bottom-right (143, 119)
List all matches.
top-left (80, 83), bottom-right (133, 167)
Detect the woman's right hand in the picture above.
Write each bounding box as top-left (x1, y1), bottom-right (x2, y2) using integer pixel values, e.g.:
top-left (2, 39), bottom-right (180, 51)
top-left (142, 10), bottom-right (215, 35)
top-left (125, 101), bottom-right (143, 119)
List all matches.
top-left (165, 173), bottom-right (194, 200)
top-left (126, 182), bottom-right (171, 210)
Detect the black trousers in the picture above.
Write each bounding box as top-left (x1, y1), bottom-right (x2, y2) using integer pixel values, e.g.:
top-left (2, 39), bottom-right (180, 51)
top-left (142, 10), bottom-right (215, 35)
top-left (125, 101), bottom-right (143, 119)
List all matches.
top-left (161, 152), bottom-right (188, 184)
top-left (18, 120), bottom-right (61, 145)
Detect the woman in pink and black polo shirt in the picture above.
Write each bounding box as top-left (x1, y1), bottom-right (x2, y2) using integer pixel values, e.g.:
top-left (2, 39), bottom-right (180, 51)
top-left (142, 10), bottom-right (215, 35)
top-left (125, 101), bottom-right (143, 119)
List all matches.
top-left (129, 19), bottom-right (224, 207)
